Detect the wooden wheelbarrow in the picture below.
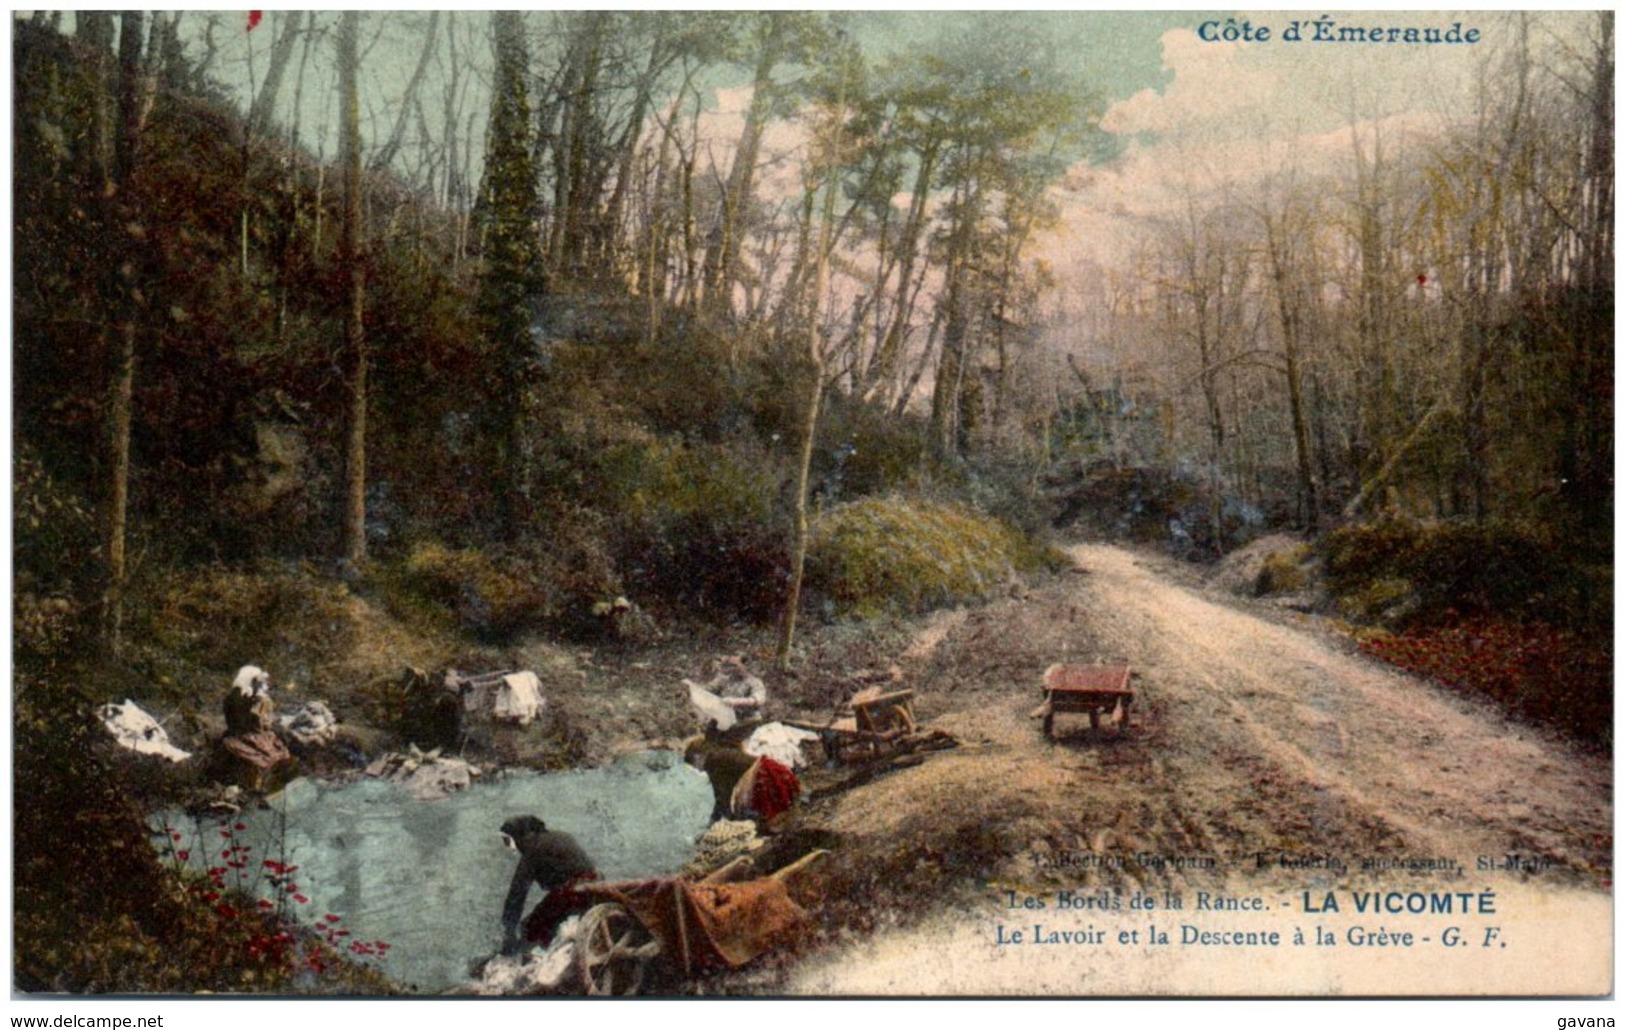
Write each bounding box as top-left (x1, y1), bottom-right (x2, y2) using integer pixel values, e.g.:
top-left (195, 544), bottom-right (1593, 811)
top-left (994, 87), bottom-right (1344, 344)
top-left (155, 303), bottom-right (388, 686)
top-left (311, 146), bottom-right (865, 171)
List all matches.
top-left (1033, 664), bottom-right (1134, 740)
top-left (787, 687), bottom-right (921, 763)
top-left (571, 850), bottom-right (829, 995)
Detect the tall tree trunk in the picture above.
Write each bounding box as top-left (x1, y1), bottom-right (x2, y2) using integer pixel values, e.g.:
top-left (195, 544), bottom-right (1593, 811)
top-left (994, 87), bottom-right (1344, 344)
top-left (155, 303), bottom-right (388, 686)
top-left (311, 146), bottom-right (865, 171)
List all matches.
top-left (778, 70), bottom-right (846, 671)
top-left (1350, 123), bottom-right (1394, 513)
top-left (894, 307), bottom-right (944, 419)
top-left (99, 12), bottom-right (149, 656)
top-left (479, 11), bottom-right (544, 538)
top-left (1196, 322), bottom-right (1226, 553)
top-left (701, 15), bottom-right (785, 321)
top-left (548, 19), bottom-right (588, 277)
top-left (603, 57), bottom-right (658, 283)
top-left (931, 176), bottom-right (978, 455)
top-left (1560, 11), bottom-right (1613, 530)
top-left (246, 12), bottom-right (302, 140)
top-left (866, 140), bottom-right (937, 403)
top-left (1264, 211), bottom-right (1320, 530)
top-left (338, 11), bottom-right (368, 569)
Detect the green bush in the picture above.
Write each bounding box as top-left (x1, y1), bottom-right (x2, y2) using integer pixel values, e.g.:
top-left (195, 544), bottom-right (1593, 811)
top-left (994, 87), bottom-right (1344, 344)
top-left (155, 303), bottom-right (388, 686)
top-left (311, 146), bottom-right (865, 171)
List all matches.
top-left (130, 564), bottom-right (358, 678)
top-left (597, 437), bottom-right (777, 526)
top-left (1255, 547), bottom-right (1310, 596)
top-left (15, 592), bottom-right (79, 659)
top-left (1337, 575), bottom-right (1416, 623)
top-left (813, 394), bottom-right (931, 503)
top-left (808, 497), bottom-right (1036, 618)
top-left (14, 442), bottom-right (97, 616)
top-left (401, 541), bottom-right (579, 642)
top-left (593, 438), bottom-right (790, 623)
top-left (1321, 518), bottom-right (1597, 630)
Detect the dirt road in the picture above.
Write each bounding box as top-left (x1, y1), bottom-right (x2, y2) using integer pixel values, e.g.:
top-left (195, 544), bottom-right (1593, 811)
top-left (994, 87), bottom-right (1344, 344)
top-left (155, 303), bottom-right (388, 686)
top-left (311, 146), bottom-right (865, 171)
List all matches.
top-left (775, 544), bottom-right (1612, 995)
top-left (1069, 544), bottom-right (1611, 879)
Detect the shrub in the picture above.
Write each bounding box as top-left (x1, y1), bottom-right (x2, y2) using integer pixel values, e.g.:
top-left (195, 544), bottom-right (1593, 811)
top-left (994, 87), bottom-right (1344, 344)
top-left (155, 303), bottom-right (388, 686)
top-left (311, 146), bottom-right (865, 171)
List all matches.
top-left (812, 395), bottom-right (930, 504)
top-left (595, 438), bottom-right (790, 624)
top-left (1255, 548), bottom-right (1310, 596)
top-left (1338, 576), bottom-right (1416, 623)
top-left (401, 541), bottom-right (561, 642)
top-left (596, 437), bottom-right (777, 526)
top-left (1321, 517), bottom-right (1419, 594)
top-left (808, 497), bottom-right (1033, 618)
top-left (130, 564), bottom-right (357, 677)
top-left (15, 592), bottom-right (79, 659)
top-left (14, 443), bottom-right (97, 630)
top-left (1321, 518), bottom-right (1596, 630)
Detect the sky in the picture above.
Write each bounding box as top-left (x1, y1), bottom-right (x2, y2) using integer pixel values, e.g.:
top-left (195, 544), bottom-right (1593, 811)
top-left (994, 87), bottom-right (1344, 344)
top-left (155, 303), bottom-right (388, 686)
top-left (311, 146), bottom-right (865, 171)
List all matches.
top-left (197, 10), bottom-right (1588, 266)
top-left (1046, 10), bottom-right (1583, 276)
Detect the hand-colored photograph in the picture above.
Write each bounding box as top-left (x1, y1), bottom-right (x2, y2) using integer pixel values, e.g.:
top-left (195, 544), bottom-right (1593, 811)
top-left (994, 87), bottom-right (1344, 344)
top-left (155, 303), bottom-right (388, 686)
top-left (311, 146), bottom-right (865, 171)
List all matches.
top-left (10, 8), bottom-right (1612, 1010)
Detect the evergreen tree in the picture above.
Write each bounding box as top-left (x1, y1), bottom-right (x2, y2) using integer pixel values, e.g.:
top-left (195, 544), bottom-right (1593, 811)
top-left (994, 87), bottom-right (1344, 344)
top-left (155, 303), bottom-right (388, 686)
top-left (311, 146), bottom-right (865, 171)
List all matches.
top-left (475, 11), bottom-right (546, 537)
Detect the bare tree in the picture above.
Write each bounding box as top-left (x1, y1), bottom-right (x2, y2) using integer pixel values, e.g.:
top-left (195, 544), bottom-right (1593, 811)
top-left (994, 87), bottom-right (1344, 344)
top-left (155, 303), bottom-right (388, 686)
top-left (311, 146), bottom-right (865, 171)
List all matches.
top-left (338, 11), bottom-right (369, 568)
top-left (246, 12), bottom-right (304, 140)
top-left (778, 34), bottom-right (859, 668)
top-left (368, 12), bottom-right (441, 175)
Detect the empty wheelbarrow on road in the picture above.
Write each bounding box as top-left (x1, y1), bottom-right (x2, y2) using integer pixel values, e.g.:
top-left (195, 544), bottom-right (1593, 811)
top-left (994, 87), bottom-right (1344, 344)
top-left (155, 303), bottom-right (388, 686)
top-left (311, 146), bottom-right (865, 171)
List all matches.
top-left (1034, 664), bottom-right (1135, 740)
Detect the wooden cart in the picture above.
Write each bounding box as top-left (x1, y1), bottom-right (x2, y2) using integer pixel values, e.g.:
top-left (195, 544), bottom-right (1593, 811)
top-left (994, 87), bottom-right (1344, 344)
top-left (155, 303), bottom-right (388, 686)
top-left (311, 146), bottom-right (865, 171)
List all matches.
top-left (789, 687), bottom-right (919, 763)
top-left (1036, 664), bottom-right (1134, 739)
top-left (572, 850), bottom-right (828, 995)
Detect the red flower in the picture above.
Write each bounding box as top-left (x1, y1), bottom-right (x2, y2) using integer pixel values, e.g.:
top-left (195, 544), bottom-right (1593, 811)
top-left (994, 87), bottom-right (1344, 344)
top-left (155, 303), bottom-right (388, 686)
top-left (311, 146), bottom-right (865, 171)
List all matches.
top-left (247, 11), bottom-right (263, 32)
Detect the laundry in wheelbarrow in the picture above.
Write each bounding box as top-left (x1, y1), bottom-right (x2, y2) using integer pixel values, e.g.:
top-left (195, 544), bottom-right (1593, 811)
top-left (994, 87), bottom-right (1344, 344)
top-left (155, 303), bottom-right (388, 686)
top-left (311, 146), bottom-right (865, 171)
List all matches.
top-left (582, 875), bottom-right (808, 976)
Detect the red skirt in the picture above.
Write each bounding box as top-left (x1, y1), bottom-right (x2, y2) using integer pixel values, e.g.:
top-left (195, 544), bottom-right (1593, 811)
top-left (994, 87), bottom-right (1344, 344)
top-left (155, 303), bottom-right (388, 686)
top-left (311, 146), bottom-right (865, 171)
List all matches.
top-left (522, 870), bottom-right (602, 947)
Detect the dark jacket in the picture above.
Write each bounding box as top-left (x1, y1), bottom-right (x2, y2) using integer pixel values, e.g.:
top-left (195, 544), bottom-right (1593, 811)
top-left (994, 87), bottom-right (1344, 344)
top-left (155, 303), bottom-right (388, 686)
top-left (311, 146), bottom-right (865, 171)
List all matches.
top-left (501, 818), bottom-right (595, 944)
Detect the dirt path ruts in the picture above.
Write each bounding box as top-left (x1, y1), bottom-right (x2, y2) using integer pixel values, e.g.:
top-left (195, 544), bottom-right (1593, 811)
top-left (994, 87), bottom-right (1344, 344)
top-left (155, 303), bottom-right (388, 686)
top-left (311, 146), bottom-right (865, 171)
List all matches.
top-left (1071, 544), bottom-right (1612, 879)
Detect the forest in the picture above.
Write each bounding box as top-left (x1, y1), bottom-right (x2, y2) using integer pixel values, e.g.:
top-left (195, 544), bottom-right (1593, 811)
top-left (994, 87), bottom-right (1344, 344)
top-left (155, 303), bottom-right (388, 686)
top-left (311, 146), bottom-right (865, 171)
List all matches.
top-left (11, 11), bottom-right (1613, 995)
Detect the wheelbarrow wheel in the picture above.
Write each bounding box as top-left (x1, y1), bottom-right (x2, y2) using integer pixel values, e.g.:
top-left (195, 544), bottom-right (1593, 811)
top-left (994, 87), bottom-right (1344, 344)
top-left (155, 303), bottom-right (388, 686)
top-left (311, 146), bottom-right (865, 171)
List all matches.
top-left (576, 902), bottom-right (657, 996)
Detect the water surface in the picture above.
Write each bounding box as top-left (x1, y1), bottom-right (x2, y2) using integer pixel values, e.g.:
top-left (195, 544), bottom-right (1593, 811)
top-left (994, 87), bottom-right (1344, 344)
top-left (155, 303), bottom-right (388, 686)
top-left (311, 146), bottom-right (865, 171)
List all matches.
top-left (152, 751), bottom-right (712, 992)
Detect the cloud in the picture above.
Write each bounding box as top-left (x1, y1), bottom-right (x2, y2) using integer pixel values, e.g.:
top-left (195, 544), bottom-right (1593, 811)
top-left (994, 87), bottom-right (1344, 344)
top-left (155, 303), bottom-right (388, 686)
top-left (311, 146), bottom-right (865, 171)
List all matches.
top-left (1044, 13), bottom-right (1545, 274)
top-left (1100, 28), bottom-right (1279, 139)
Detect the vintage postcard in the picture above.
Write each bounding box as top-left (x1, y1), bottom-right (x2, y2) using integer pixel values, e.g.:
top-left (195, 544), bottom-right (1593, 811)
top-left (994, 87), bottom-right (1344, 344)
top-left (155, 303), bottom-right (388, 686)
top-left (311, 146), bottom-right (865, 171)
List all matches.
top-left (9, 7), bottom-right (1612, 1018)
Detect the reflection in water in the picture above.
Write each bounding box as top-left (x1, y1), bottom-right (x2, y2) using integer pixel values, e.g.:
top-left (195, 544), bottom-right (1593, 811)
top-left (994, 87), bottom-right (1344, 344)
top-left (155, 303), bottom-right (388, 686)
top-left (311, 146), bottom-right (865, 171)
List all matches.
top-left (152, 752), bottom-right (712, 992)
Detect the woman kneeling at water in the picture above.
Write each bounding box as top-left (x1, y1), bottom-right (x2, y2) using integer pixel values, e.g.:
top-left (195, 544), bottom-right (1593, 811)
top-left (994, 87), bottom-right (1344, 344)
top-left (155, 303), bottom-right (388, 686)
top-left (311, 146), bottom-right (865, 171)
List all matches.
top-left (499, 815), bottom-right (599, 955)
